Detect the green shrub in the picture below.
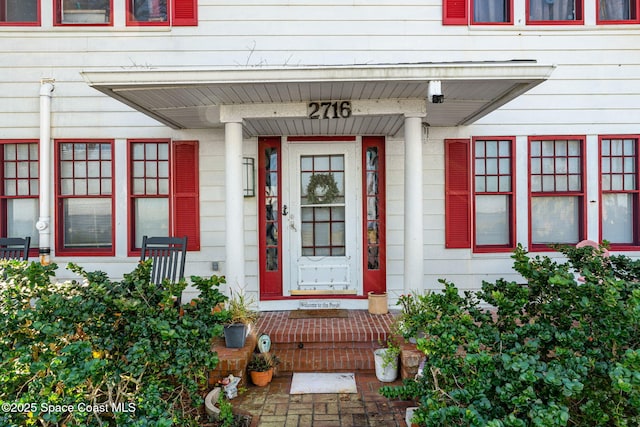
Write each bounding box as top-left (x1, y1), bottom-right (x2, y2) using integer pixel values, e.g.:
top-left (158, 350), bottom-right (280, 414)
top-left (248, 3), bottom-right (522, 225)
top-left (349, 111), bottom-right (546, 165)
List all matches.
top-left (381, 244), bottom-right (640, 426)
top-left (0, 260), bottom-right (229, 426)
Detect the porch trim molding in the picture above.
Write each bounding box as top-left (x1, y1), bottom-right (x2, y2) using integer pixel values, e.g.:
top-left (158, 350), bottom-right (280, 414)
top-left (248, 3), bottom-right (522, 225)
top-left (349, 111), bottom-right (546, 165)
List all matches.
top-left (219, 99), bottom-right (428, 123)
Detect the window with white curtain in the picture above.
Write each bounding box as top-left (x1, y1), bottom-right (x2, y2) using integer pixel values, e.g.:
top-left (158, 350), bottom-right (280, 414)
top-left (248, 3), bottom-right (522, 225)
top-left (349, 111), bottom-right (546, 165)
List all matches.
top-left (474, 0), bottom-right (512, 23)
top-left (1, 141), bottom-right (39, 247)
top-left (474, 138), bottom-right (514, 250)
top-left (528, 0), bottom-right (583, 22)
top-left (529, 137), bottom-right (584, 248)
top-left (130, 140), bottom-right (170, 249)
top-left (601, 137), bottom-right (639, 247)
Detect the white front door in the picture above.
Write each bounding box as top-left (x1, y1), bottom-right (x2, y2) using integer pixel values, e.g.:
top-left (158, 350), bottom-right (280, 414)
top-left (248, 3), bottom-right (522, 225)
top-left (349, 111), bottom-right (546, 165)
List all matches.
top-left (283, 142), bottom-right (361, 296)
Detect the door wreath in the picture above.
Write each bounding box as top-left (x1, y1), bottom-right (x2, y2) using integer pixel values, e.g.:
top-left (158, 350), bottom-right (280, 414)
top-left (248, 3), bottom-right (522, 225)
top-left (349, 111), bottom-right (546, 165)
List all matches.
top-left (306, 173), bottom-right (340, 204)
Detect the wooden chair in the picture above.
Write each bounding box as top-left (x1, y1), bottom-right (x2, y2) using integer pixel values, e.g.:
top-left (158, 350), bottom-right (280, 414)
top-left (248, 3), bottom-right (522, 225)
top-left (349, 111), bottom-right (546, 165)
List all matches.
top-left (0, 237), bottom-right (31, 261)
top-left (140, 236), bottom-right (188, 299)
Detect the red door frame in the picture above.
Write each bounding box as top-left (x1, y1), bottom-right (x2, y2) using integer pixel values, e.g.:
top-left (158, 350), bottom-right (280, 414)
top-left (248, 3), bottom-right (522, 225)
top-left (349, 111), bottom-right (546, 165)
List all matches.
top-left (362, 136), bottom-right (386, 295)
top-left (258, 136), bottom-right (387, 299)
top-left (258, 137), bottom-right (283, 299)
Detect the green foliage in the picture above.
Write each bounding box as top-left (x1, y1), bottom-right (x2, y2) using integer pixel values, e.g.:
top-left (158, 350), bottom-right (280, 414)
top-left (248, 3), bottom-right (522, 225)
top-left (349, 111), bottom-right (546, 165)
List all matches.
top-left (225, 289), bottom-right (257, 325)
top-left (0, 259), bottom-right (229, 426)
top-left (394, 290), bottom-right (433, 341)
top-left (381, 244), bottom-right (640, 426)
top-left (217, 393), bottom-right (234, 427)
top-left (247, 353), bottom-right (280, 372)
top-left (378, 338), bottom-right (401, 369)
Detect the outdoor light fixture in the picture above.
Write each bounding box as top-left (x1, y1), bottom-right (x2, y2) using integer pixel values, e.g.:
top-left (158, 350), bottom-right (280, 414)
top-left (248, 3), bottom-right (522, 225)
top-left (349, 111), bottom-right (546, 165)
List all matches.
top-left (428, 80), bottom-right (444, 104)
top-left (243, 157), bottom-right (255, 197)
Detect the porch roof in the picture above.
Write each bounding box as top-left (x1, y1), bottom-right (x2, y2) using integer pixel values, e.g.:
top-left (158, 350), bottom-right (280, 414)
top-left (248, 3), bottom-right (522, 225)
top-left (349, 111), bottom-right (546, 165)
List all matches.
top-left (81, 61), bottom-right (554, 136)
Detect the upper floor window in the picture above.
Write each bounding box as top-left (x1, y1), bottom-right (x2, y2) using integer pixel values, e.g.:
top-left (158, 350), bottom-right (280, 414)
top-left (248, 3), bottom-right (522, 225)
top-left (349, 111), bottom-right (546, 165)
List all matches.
top-left (473, 0), bottom-right (513, 24)
top-left (444, 0), bottom-right (513, 24)
top-left (473, 138), bottom-right (515, 251)
top-left (127, 0), bottom-right (197, 26)
top-left (527, 0), bottom-right (583, 24)
top-left (55, 0), bottom-right (113, 26)
top-left (600, 136), bottom-right (640, 248)
top-left (128, 0), bottom-right (167, 24)
top-left (529, 137), bottom-right (585, 249)
top-left (0, 141), bottom-right (39, 251)
top-left (597, 0), bottom-right (639, 23)
top-left (56, 140), bottom-right (114, 255)
top-left (9, 0), bottom-right (199, 27)
top-left (0, 0), bottom-right (39, 25)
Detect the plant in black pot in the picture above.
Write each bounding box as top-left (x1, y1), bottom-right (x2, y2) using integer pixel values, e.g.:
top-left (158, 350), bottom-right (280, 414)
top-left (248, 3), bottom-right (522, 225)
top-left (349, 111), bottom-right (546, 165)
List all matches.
top-left (247, 353), bottom-right (280, 386)
top-left (222, 289), bottom-right (257, 348)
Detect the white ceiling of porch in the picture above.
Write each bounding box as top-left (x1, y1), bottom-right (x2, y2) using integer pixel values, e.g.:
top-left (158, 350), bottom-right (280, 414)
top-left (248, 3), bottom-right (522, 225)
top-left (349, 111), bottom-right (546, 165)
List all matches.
top-left (81, 62), bottom-right (554, 137)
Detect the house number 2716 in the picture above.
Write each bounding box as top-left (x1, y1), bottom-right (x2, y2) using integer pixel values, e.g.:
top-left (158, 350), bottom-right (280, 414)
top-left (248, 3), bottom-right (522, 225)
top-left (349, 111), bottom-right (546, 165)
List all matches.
top-left (308, 101), bottom-right (352, 119)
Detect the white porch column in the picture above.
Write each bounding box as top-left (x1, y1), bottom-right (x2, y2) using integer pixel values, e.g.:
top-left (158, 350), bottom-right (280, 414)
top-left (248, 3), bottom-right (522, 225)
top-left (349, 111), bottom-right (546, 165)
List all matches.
top-left (403, 115), bottom-right (424, 292)
top-left (224, 121), bottom-right (245, 295)
top-left (37, 80), bottom-right (55, 265)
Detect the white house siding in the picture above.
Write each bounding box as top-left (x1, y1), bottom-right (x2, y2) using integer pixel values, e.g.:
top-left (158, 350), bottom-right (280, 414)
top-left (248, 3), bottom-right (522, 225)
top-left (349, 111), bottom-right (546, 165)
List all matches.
top-left (0, 1), bottom-right (639, 304)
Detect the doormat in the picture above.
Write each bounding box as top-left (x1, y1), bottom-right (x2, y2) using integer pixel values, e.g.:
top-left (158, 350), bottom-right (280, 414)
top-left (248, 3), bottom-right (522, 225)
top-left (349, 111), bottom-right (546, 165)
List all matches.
top-left (290, 372), bottom-right (357, 394)
top-left (288, 309), bottom-right (349, 319)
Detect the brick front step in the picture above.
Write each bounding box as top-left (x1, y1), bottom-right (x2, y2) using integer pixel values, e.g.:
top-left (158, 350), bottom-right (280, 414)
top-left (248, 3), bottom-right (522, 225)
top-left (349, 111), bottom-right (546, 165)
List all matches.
top-left (255, 310), bottom-right (396, 344)
top-left (254, 310), bottom-right (397, 374)
top-left (209, 311), bottom-right (425, 387)
top-left (274, 347), bottom-right (381, 373)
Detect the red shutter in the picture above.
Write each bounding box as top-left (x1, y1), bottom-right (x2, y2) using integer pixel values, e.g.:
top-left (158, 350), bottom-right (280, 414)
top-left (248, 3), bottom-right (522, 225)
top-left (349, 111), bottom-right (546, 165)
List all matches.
top-left (443, 0), bottom-right (468, 25)
top-left (445, 139), bottom-right (471, 248)
top-left (172, 140), bottom-right (200, 251)
top-left (172, 0), bottom-right (197, 26)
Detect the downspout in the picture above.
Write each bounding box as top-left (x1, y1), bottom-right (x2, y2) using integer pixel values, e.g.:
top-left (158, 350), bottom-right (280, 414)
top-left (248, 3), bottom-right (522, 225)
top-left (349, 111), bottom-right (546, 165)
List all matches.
top-left (37, 79), bottom-right (54, 265)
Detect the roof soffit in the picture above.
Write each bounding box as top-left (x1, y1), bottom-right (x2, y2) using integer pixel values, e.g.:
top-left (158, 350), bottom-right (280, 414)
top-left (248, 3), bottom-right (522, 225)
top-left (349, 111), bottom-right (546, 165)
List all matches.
top-left (81, 62), bottom-right (555, 136)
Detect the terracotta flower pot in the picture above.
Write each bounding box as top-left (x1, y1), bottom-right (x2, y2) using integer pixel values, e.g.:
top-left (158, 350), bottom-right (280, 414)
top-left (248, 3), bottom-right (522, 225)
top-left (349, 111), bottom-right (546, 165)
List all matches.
top-left (249, 368), bottom-right (273, 387)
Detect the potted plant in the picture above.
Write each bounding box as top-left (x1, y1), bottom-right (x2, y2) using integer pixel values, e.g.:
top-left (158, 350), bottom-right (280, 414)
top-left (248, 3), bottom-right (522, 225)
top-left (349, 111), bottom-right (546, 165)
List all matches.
top-left (374, 339), bottom-right (400, 382)
top-left (247, 353), bottom-right (280, 386)
top-left (222, 290), bottom-right (257, 348)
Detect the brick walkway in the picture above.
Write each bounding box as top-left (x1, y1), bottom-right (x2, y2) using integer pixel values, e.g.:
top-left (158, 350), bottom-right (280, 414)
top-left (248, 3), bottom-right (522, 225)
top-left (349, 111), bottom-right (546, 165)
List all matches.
top-left (232, 371), bottom-right (415, 427)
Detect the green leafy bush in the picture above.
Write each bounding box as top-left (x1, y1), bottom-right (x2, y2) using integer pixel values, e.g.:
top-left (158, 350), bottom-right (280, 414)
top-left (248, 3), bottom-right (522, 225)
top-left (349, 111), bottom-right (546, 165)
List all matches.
top-left (381, 244), bottom-right (640, 426)
top-left (0, 259), bottom-right (229, 426)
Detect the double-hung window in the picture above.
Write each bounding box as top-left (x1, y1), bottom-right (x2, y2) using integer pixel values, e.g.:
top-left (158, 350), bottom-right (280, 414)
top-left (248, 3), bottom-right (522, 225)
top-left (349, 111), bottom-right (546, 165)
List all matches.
top-left (130, 140), bottom-right (170, 250)
top-left (128, 139), bottom-right (199, 254)
top-left (597, 0), bottom-right (639, 23)
top-left (56, 140), bottom-right (114, 255)
top-left (473, 138), bottom-right (515, 251)
top-left (529, 137), bottom-right (585, 249)
top-left (600, 136), bottom-right (640, 248)
top-left (444, 0), bottom-right (513, 24)
top-left (527, 0), bottom-right (583, 24)
top-left (445, 137), bottom-right (516, 251)
top-left (473, 0), bottom-right (513, 23)
top-left (0, 141), bottom-right (39, 250)
top-left (126, 0), bottom-right (197, 26)
top-left (54, 0), bottom-right (113, 26)
top-left (0, 0), bottom-right (39, 25)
